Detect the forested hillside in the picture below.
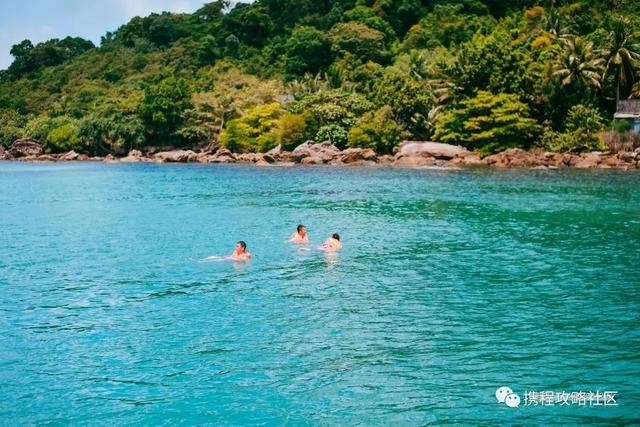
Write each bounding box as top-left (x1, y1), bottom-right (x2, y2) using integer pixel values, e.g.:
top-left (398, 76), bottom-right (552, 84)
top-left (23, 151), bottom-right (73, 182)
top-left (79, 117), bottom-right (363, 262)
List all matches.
top-left (0, 0), bottom-right (638, 155)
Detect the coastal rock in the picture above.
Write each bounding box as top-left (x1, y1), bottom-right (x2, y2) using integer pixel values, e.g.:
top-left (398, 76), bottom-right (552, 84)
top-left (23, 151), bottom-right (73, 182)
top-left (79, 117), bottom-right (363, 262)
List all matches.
top-left (155, 150), bottom-right (198, 163)
top-left (143, 146), bottom-right (158, 156)
top-left (395, 141), bottom-right (467, 160)
top-left (77, 154), bottom-right (89, 161)
top-left (575, 152), bottom-right (602, 169)
top-left (103, 154), bottom-right (118, 163)
top-left (377, 154), bottom-right (394, 165)
top-left (119, 154), bottom-right (142, 163)
top-left (9, 139), bottom-right (43, 158)
top-left (210, 148), bottom-right (236, 163)
top-left (265, 144), bottom-right (282, 160)
top-left (255, 159), bottom-right (271, 166)
top-left (617, 151), bottom-right (636, 163)
top-left (0, 145), bottom-right (5, 159)
top-left (340, 148), bottom-right (377, 164)
top-left (60, 150), bottom-right (79, 161)
top-left (291, 141), bottom-right (339, 162)
top-left (394, 155), bottom-right (436, 167)
top-left (451, 151), bottom-right (485, 167)
top-left (600, 154), bottom-right (629, 169)
top-left (300, 155), bottom-right (325, 165)
top-left (202, 141), bottom-right (219, 154)
top-left (233, 153), bottom-right (254, 163)
top-left (196, 152), bottom-right (211, 163)
top-left (262, 153), bottom-right (276, 163)
top-left (36, 154), bottom-right (57, 162)
top-left (483, 148), bottom-right (548, 168)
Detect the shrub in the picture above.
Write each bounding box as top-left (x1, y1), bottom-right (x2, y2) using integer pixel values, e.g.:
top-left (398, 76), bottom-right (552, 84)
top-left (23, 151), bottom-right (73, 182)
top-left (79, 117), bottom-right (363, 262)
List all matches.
top-left (276, 113), bottom-right (309, 150)
top-left (434, 91), bottom-right (542, 154)
top-left (316, 124), bottom-right (349, 147)
top-left (0, 109), bottom-right (28, 147)
top-left (23, 114), bottom-right (83, 153)
top-left (220, 103), bottom-right (282, 152)
top-left (48, 124), bottom-right (82, 152)
top-left (348, 106), bottom-right (409, 153)
top-left (537, 105), bottom-right (607, 152)
top-left (79, 113), bottom-right (145, 154)
top-left (328, 22), bottom-right (389, 63)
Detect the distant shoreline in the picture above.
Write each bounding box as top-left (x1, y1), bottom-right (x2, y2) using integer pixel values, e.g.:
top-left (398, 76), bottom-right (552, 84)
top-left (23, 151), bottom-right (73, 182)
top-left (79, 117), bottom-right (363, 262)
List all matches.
top-left (2, 140), bottom-right (639, 170)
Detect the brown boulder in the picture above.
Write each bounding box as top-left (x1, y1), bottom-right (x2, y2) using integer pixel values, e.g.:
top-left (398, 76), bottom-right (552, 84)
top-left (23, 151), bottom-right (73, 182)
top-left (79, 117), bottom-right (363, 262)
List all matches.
top-left (395, 141), bottom-right (468, 160)
top-left (103, 154), bottom-right (117, 163)
top-left (154, 150), bottom-right (198, 163)
top-left (291, 141), bottom-right (339, 162)
top-left (9, 139), bottom-right (43, 158)
top-left (119, 155), bottom-right (142, 163)
top-left (60, 150), bottom-right (79, 161)
top-left (0, 145), bottom-right (5, 159)
top-left (36, 154), bottom-right (57, 162)
top-left (484, 148), bottom-right (546, 168)
top-left (262, 153), bottom-right (276, 163)
top-left (300, 155), bottom-right (325, 165)
top-left (617, 151), bottom-right (636, 163)
top-left (265, 144), bottom-right (282, 160)
top-left (451, 151), bottom-right (485, 167)
top-left (394, 156), bottom-right (436, 167)
top-left (575, 152), bottom-right (602, 169)
top-left (600, 154), bottom-right (629, 169)
top-left (340, 148), bottom-right (377, 163)
top-left (77, 154), bottom-right (89, 161)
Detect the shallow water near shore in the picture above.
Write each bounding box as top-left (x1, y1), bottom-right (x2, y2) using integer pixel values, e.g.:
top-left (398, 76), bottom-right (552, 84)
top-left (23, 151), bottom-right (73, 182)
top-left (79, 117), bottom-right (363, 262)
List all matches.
top-left (1, 162), bottom-right (639, 425)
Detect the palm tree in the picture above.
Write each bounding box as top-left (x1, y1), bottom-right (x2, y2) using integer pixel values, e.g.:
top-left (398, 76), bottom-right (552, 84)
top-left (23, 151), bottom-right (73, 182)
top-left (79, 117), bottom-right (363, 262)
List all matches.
top-left (600, 16), bottom-right (640, 103)
top-left (542, 7), bottom-right (571, 39)
top-left (552, 36), bottom-right (604, 91)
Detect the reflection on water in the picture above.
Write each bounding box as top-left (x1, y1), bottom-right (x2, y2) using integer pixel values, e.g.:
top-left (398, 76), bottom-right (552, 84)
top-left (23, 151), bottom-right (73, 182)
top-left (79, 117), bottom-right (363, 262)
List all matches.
top-left (0, 162), bottom-right (639, 425)
top-left (323, 251), bottom-right (340, 269)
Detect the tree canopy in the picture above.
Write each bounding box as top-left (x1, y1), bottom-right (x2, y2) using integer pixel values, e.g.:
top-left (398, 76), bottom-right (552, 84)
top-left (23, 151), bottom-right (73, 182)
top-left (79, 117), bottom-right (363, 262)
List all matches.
top-left (1, 0), bottom-right (639, 155)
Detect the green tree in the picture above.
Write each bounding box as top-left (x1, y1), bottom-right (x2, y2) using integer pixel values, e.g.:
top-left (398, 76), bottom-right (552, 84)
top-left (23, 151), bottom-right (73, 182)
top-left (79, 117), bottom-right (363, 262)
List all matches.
top-left (348, 106), bottom-right (409, 153)
top-left (371, 69), bottom-right (435, 138)
top-left (139, 77), bottom-right (193, 143)
top-left (552, 36), bottom-right (604, 92)
top-left (276, 113), bottom-right (312, 150)
top-left (600, 15), bottom-right (640, 102)
top-left (434, 91), bottom-right (542, 154)
top-left (284, 26), bottom-right (332, 78)
top-left (220, 103), bottom-right (282, 152)
top-left (328, 22), bottom-right (389, 64)
top-left (0, 109), bottom-right (28, 147)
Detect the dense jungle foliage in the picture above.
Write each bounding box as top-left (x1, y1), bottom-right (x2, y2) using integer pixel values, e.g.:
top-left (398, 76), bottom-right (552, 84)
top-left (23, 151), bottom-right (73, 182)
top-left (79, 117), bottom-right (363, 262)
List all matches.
top-left (0, 0), bottom-right (639, 155)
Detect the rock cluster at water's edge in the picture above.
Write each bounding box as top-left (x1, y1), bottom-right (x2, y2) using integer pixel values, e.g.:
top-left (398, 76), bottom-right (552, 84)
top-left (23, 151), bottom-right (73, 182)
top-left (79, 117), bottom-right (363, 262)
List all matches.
top-left (2, 139), bottom-right (640, 169)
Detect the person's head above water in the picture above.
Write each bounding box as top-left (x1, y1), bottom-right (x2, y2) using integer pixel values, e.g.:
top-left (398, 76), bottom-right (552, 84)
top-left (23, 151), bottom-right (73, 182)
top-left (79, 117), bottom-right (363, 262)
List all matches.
top-left (297, 224), bottom-right (306, 235)
top-left (332, 233), bottom-right (340, 241)
top-left (236, 241), bottom-right (247, 252)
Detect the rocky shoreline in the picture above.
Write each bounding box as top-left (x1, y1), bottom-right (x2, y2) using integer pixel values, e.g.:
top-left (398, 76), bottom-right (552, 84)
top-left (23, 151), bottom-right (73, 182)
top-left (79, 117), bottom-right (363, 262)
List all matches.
top-left (2, 139), bottom-right (640, 170)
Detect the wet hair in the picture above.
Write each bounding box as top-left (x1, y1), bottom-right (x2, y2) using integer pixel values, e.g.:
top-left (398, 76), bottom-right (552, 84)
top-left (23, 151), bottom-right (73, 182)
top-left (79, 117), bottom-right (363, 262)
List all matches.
top-left (297, 224), bottom-right (305, 233)
top-left (237, 241), bottom-right (247, 250)
top-left (332, 233), bottom-right (340, 241)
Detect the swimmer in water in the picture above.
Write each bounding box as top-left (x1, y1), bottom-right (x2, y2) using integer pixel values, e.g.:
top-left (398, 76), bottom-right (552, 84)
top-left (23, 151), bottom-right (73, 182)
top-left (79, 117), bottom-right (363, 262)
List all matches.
top-left (319, 233), bottom-right (341, 251)
top-left (290, 224), bottom-right (309, 244)
top-left (229, 241), bottom-right (252, 260)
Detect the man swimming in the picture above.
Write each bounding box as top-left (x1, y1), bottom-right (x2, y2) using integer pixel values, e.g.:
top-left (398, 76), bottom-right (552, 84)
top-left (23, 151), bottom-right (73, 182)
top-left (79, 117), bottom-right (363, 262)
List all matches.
top-left (290, 224), bottom-right (309, 244)
top-left (319, 233), bottom-right (341, 251)
top-left (229, 241), bottom-right (252, 260)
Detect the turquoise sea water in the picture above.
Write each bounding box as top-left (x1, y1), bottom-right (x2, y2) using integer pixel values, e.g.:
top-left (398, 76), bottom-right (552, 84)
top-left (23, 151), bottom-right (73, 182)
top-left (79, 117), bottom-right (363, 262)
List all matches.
top-left (0, 162), bottom-right (639, 425)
